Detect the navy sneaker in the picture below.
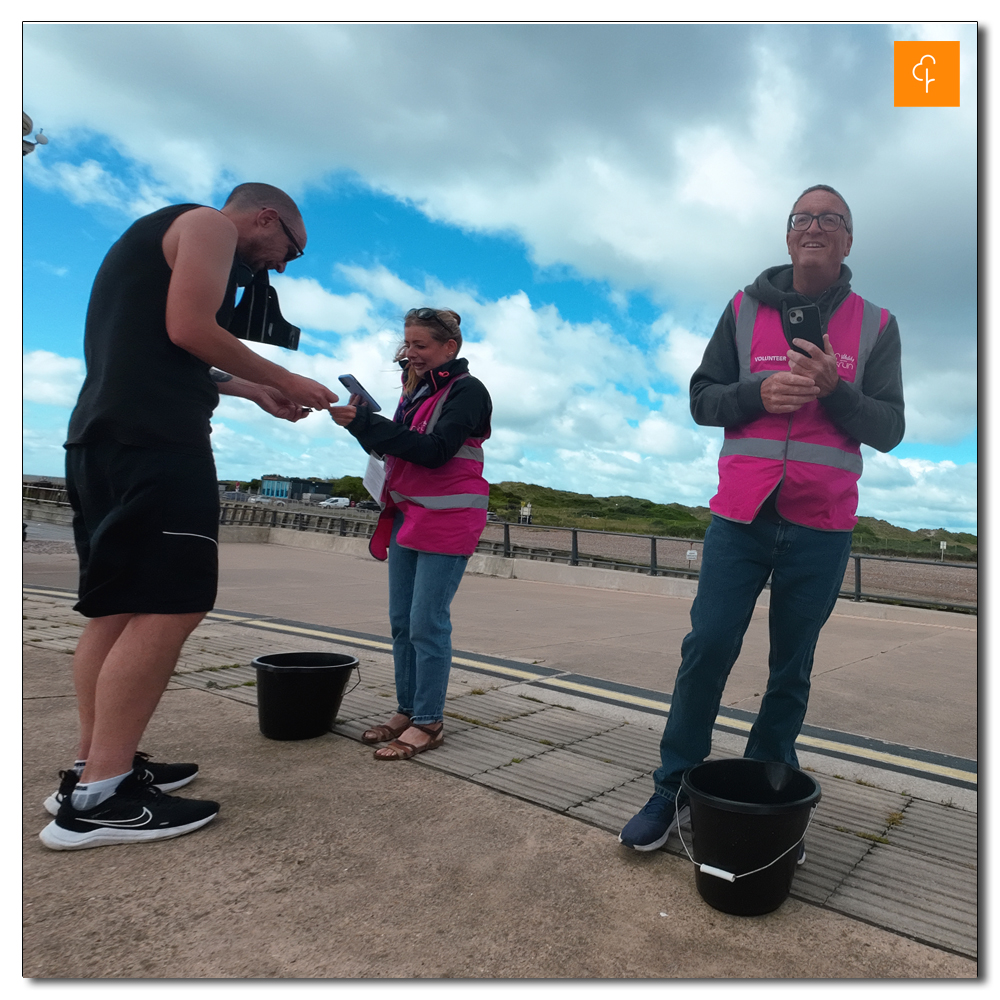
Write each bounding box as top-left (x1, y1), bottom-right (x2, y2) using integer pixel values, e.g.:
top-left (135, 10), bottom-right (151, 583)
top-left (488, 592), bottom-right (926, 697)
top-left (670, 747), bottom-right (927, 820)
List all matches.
top-left (44, 751), bottom-right (198, 816)
top-left (39, 769), bottom-right (219, 851)
top-left (619, 794), bottom-right (691, 851)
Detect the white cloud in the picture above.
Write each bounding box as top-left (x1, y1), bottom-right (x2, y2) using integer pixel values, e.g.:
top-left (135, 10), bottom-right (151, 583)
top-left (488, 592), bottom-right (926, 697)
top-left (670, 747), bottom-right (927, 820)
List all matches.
top-left (22, 156), bottom-right (170, 218)
top-left (269, 277), bottom-right (374, 334)
top-left (651, 317), bottom-right (711, 393)
top-left (858, 450), bottom-right (977, 531)
top-left (23, 351), bottom-right (85, 406)
top-left (901, 370), bottom-right (977, 445)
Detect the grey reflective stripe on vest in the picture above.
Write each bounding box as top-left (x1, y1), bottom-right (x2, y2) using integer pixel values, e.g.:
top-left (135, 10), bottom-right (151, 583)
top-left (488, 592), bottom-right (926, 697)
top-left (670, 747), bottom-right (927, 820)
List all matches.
top-left (454, 444), bottom-right (484, 461)
top-left (853, 299), bottom-right (883, 387)
top-left (424, 373), bottom-right (470, 434)
top-left (389, 491), bottom-right (490, 510)
top-left (734, 293), bottom-right (759, 380)
top-left (720, 437), bottom-right (864, 474)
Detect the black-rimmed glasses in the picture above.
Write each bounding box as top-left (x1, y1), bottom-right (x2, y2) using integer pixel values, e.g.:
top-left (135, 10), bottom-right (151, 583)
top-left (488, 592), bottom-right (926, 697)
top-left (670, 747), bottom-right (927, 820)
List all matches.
top-left (787, 212), bottom-right (851, 234)
top-left (277, 217), bottom-right (305, 262)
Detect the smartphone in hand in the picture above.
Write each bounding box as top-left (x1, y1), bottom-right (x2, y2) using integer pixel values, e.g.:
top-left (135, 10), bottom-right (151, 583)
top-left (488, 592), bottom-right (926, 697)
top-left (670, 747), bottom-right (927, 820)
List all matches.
top-left (338, 374), bottom-right (381, 412)
top-left (783, 305), bottom-right (825, 355)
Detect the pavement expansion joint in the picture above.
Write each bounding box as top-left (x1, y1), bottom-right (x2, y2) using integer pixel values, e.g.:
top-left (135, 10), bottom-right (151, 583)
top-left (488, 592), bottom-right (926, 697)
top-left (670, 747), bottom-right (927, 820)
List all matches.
top-left (22, 587), bottom-right (977, 960)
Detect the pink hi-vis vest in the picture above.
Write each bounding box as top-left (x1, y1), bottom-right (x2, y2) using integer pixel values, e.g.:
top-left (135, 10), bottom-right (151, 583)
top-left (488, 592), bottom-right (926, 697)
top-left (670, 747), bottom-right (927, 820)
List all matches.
top-left (369, 375), bottom-right (490, 560)
top-left (710, 290), bottom-right (889, 532)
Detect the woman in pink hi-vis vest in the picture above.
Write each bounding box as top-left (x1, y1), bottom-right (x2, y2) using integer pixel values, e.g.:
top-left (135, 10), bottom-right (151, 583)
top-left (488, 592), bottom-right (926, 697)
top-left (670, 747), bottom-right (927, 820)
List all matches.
top-left (331, 309), bottom-right (492, 760)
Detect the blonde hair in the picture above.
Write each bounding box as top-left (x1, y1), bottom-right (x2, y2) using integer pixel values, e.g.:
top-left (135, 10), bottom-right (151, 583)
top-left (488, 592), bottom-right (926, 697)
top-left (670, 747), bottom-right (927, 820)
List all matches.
top-left (396, 309), bottom-right (463, 394)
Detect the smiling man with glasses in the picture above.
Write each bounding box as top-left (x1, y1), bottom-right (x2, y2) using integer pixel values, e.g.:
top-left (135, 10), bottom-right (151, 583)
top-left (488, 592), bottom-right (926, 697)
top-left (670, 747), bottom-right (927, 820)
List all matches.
top-left (41, 182), bottom-right (340, 851)
top-left (619, 184), bottom-right (905, 858)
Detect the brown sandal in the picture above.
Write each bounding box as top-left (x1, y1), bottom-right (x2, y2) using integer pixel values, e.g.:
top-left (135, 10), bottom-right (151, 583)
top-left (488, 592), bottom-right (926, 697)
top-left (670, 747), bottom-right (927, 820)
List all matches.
top-left (373, 723), bottom-right (444, 761)
top-left (361, 713), bottom-right (411, 744)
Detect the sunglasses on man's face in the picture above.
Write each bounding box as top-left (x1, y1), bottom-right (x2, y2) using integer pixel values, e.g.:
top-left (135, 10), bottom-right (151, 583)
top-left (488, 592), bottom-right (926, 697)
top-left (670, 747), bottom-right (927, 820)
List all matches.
top-left (278, 217), bottom-right (304, 262)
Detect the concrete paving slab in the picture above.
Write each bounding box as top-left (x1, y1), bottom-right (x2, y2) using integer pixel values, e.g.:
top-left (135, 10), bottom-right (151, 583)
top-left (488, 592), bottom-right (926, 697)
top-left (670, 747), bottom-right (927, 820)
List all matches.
top-left (810, 777), bottom-right (911, 838)
top-left (567, 774), bottom-right (660, 834)
top-left (828, 847), bottom-right (977, 959)
top-left (492, 705), bottom-right (624, 746)
top-left (474, 748), bottom-right (643, 812)
top-left (888, 799), bottom-right (977, 868)
top-left (444, 689), bottom-right (545, 725)
top-left (561, 723), bottom-right (664, 772)
top-left (416, 727), bottom-right (550, 778)
top-left (790, 826), bottom-right (875, 906)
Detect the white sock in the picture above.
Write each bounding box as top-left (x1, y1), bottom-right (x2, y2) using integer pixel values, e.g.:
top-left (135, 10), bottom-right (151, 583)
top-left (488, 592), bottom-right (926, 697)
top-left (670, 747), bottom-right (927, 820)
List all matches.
top-left (70, 770), bottom-right (131, 811)
top-left (72, 760), bottom-right (86, 774)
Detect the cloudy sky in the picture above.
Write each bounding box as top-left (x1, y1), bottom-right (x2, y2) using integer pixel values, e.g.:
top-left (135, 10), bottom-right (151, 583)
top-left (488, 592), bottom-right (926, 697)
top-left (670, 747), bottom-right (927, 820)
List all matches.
top-left (22, 21), bottom-right (978, 531)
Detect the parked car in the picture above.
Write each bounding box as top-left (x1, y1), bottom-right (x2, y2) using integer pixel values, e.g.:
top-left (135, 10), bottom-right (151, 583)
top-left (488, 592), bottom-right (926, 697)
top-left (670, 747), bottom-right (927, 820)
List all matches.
top-left (356, 500), bottom-right (381, 511)
top-left (486, 512), bottom-right (503, 522)
top-left (318, 497), bottom-right (351, 508)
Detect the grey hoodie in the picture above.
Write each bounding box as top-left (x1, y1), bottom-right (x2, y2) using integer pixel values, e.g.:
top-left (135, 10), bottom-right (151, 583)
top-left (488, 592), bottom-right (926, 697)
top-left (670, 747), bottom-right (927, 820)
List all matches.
top-left (689, 264), bottom-right (904, 453)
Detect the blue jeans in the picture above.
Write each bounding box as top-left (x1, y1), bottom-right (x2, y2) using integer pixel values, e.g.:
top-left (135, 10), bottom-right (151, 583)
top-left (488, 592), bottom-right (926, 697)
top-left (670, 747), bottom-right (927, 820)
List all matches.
top-left (388, 514), bottom-right (469, 725)
top-left (653, 513), bottom-right (852, 799)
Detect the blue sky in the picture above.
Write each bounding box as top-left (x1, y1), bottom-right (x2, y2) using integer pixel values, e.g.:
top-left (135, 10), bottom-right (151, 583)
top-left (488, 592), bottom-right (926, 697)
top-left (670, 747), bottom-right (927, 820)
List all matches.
top-left (22, 21), bottom-right (978, 531)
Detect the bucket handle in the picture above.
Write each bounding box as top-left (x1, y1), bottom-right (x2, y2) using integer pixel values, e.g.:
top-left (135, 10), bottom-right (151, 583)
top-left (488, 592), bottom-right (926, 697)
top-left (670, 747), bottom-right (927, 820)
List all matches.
top-left (674, 798), bottom-right (819, 883)
top-left (345, 663), bottom-right (362, 697)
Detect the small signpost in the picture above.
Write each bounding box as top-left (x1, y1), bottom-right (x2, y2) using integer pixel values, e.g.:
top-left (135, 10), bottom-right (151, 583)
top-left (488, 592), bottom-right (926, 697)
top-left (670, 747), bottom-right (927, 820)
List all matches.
top-left (687, 548), bottom-right (698, 569)
top-left (940, 540), bottom-right (947, 562)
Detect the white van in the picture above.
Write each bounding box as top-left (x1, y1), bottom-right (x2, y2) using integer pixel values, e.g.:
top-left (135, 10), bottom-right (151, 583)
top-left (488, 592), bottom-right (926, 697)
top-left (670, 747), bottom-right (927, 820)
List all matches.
top-left (318, 497), bottom-right (351, 508)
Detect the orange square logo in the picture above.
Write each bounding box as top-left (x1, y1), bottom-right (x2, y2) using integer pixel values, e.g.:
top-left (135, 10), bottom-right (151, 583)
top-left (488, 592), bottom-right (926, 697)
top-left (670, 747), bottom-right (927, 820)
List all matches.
top-left (894, 41), bottom-right (960, 107)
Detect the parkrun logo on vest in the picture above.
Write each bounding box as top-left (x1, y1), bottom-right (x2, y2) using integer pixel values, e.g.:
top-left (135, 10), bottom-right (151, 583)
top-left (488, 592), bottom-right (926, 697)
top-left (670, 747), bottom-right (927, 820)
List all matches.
top-left (894, 41), bottom-right (960, 107)
top-left (836, 352), bottom-right (856, 372)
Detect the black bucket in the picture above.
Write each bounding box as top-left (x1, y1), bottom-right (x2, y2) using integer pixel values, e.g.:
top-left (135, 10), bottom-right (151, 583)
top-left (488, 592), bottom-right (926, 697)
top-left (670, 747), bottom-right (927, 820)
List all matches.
top-left (252, 652), bottom-right (359, 741)
top-left (679, 759), bottom-right (821, 916)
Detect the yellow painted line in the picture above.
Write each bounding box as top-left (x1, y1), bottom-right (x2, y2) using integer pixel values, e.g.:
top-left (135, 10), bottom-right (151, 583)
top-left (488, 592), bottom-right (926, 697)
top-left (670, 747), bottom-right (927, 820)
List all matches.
top-left (539, 680), bottom-right (976, 785)
top-left (452, 656), bottom-right (543, 682)
top-left (542, 677), bottom-right (673, 713)
top-left (232, 619), bottom-right (394, 652)
top-left (793, 733), bottom-right (977, 784)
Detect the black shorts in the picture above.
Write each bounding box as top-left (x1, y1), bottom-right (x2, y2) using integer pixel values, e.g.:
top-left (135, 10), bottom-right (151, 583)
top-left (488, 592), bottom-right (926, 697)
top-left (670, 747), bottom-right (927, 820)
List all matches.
top-left (65, 442), bottom-right (220, 618)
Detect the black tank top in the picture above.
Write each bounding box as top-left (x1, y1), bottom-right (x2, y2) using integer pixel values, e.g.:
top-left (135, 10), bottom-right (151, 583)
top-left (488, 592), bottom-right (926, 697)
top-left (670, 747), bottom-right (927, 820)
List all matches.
top-left (66, 203), bottom-right (238, 453)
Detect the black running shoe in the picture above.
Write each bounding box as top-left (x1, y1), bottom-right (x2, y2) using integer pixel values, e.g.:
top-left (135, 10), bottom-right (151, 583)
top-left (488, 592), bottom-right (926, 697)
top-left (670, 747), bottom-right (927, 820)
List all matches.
top-left (43, 751), bottom-right (199, 815)
top-left (39, 769), bottom-right (219, 851)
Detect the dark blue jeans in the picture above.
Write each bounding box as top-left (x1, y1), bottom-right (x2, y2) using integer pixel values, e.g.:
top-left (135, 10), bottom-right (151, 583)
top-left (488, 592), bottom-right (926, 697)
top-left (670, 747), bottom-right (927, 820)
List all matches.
top-left (387, 514), bottom-right (469, 725)
top-left (653, 513), bottom-right (852, 799)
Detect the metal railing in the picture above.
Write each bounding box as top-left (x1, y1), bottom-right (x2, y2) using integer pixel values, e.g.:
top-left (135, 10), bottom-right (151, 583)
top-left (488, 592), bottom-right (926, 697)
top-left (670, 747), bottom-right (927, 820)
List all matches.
top-left (26, 498), bottom-right (976, 614)
top-left (475, 521), bottom-right (977, 614)
top-left (219, 502), bottom-right (378, 536)
top-left (216, 505), bottom-right (977, 614)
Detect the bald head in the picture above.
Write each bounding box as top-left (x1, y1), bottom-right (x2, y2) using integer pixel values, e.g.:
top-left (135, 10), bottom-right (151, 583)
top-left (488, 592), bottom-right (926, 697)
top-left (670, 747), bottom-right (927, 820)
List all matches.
top-left (221, 183), bottom-right (307, 274)
top-left (223, 183), bottom-right (303, 228)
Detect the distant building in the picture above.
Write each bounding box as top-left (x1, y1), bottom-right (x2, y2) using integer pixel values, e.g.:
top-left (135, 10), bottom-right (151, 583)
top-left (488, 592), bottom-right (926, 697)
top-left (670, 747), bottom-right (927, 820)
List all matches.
top-left (259, 476), bottom-right (333, 500)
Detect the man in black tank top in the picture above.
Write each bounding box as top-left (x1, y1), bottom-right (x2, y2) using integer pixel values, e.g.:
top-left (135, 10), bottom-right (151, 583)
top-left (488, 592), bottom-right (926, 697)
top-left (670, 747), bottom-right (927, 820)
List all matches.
top-left (41, 183), bottom-right (341, 851)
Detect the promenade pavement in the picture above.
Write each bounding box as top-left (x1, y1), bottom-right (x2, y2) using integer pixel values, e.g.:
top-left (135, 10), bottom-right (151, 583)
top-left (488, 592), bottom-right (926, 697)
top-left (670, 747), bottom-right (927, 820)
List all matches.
top-left (22, 535), bottom-right (977, 979)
